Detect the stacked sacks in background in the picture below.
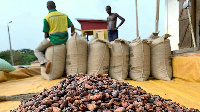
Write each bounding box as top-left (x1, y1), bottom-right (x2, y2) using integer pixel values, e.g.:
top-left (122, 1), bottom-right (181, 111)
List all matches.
top-left (66, 32), bottom-right (88, 75)
top-left (109, 39), bottom-right (129, 81)
top-left (40, 32), bottom-right (172, 81)
top-left (41, 45), bottom-right (66, 80)
top-left (150, 34), bottom-right (172, 81)
top-left (129, 37), bottom-right (151, 81)
top-left (87, 35), bottom-right (111, 75)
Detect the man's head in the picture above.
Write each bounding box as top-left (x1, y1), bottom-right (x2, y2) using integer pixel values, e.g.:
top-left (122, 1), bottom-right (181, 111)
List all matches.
top-left (106, 6), bottom-right (111, 14)
top-left (47, 1), bottom-right (56, 11)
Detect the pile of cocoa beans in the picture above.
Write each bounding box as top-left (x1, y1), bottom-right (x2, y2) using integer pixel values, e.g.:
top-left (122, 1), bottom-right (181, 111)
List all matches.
top-left (12, 74), bottom-right (199, 112)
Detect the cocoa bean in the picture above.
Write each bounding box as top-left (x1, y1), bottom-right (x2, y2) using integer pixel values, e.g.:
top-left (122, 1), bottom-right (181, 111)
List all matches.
top-left (121, 101), bottom-right (128, 108)
top-left (60, 100), bottom-right (67, 109)
top-left (74, 100), bottom-right (83, 105)
top-left (51, 103), bottom-right (59, 107)
top-left (112, 90), bottom-right (119, 98)
top-left (52, 107), bottom-right (61, 112)
top-left (108, 98), bottom-right (114, 106)
top-left (87, 104), bottom-right (97, 111)
top-left (79, 104), bottom-right (86, 111)
top-left (53, 97), bottom-right (59, 101)
top-left (85, 83), bottom-right (93, 90)
top-left (126, 104), bottom-right (134, 110)
top-left (114, 107), bottom-right (125, 112)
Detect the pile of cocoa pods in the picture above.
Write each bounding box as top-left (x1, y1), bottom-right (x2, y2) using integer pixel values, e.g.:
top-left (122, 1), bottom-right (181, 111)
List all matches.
top-left (12, 74), bottom-right (199, 112)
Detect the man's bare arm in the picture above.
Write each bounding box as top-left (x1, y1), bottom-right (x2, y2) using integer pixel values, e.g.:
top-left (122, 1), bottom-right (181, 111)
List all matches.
top-left (116, 13), bottom-right (125, 29)
top-left (44, 32), bottom-right (49, 39)
top-left (70, 25), bottom-right (75, 36)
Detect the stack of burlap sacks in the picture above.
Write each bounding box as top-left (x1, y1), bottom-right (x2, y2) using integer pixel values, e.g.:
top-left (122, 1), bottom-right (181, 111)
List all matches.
top-left (129, 35), bottom-right (172, 81)
top-left (41, 32), bottom-right (172, 81)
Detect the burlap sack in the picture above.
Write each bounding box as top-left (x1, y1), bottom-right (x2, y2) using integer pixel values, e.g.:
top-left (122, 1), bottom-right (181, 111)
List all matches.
top-left (41, 45), bottom-right (66, 80)
top-left (109, 39), bottom-right (129, 80)
top-left (151, 35), bottom-right (172, 81)
top-left (129, 38), bottom-right (150, 81)
top-left (66, 32), bottom-right (88, 75)
top-left (89, 33), bottom-right (99, 43)
top-left (88, 33), bottom-right (99, 56)
top-left (87, 39), bottom-right (111, 75)
top-left (147, 33), bottom-right (159, 42)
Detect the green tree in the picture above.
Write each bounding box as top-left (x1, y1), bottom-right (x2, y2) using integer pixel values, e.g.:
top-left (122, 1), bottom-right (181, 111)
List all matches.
top-left (0, 50), bottom-right (13, 63)
top-left (0, 49), bottom-right (37, 65)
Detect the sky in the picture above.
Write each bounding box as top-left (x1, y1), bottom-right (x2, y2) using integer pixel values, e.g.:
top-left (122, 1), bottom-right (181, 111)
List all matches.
top-left (0, 0), bottom-right (165, 52)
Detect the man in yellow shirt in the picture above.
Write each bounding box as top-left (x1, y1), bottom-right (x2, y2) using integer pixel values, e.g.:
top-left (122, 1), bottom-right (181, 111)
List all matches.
top-left (34, 1), bottom-right (74, 74)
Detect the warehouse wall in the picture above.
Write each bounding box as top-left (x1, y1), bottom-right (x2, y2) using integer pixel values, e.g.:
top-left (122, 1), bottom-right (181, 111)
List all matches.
top-left (165, 0), bottom-right (179, 50)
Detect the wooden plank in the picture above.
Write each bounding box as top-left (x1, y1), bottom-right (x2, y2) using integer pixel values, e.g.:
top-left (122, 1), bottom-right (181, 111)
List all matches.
top-left (179, 20), bottom-right (190, 47)
top-left (187, 7), bottom-right (196, 47)
top-left (172, 47), bottom-right (200, 56)
top-left (182, 21), bottom-right (192, 48)
top-left (191, 0), bottom-right (198, 47)
top-left (179, 0), bottom-right (193, 49)
top-left (135, 0), bottom-right (139, 37)
top-left (179, 17), bottom-right (189, 21)
top-left (155, 0), bottom-right (160, 33)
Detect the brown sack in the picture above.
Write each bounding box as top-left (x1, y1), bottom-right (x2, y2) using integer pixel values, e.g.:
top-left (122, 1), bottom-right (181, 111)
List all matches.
top-left (41, 45), bottom-right (66, 80)
top-left (151, 35), bottom-right (172, 81)
top-left (66, 32), bottom-right (88, 75)
top-left (87, 39), bottom-right (111, 75)
top-left (89, 33), bottom-right (99, 43)
top-left (109, 39), bottom-right (129, 80)
top-left (129, 38), bottom-right (150, 81)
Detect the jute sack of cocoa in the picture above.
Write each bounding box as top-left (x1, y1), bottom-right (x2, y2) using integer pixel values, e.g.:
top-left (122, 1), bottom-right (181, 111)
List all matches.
top-left (89, 33), bottom-right (99, 43)
top-left (129, 38), bottom-right (151, 81)
top-left (109, 39), bottom-right (129, 81)
top-left (87, 39), bottom-right (111, 75)
top-left (41, 45), bottom-right (66, 80)
top-left (147, 33), bottom-right (159, 42)
top-left (66, 32), bottom-right (88, 75)
top-left (151, 34), bottom-right (172, 81)
top-left (88, 33), bottom-right (99, 56)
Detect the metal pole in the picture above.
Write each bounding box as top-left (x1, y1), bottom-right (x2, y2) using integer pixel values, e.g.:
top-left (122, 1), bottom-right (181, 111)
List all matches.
top-left (166, 0), bottom-right (168, 34)
top-left (187, 7), bottom-right (196, 47)
top-left (155, 0), bottom-right (160, 33)
top-left (7, 21), bottom-right (14, 65)
top-left (135, 0), bottom-right (139, 37)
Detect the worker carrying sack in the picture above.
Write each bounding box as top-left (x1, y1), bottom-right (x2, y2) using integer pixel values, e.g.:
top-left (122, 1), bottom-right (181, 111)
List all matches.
top-left (109, 39), bottom-right (129, 81)
top-left (66, 32), bottom-right (88, 75)
top-left (129, 37), bottom-right (151, 81)
top-left (151, 34), bottom-right (172, 81)
top-left (41, 45), bottom-right (66, 80)
top-left (88, 39), bottom-right (111, 75)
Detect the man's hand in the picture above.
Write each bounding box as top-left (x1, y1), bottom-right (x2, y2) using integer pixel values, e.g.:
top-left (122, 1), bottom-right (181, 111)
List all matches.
top-left (71, 32), bottom-right (75, 36)
top-left (114, 27), bottom-right (118, 31)
top-left (45, 32), bottom-right (49, 39)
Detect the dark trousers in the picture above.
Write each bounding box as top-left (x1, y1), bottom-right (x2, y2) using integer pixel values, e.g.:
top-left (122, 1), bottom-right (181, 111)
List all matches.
top-left (108, 30), bottom-right (118, 42)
